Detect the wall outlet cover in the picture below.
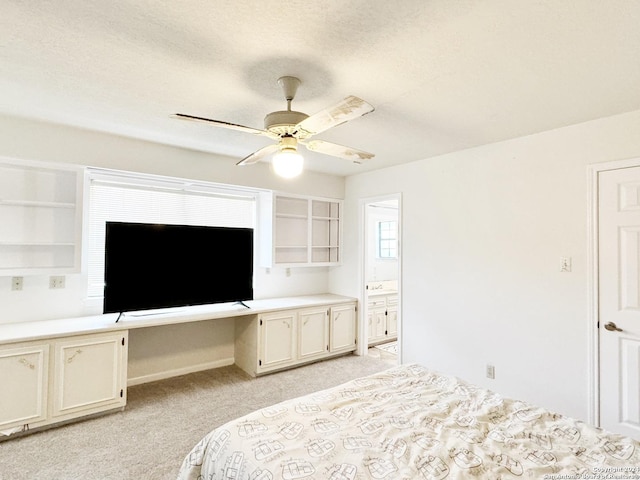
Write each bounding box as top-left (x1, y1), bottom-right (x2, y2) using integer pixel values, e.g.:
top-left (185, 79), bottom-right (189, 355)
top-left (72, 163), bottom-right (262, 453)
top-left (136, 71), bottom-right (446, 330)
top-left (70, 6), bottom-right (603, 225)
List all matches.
top-left (49, 275), bottom-right (66, 289)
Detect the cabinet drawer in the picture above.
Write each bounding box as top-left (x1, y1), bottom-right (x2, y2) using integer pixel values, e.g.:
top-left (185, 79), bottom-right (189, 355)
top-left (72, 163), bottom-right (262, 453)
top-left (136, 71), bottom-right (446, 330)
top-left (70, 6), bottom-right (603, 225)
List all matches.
top-left (367, 298), bottom-right (386, 309)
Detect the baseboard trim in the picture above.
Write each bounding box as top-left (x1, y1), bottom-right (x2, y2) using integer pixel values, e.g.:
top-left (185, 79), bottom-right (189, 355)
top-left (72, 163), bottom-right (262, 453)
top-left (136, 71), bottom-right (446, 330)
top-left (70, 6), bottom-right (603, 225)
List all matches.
top-left (127, 357), bottom-right (235, 386)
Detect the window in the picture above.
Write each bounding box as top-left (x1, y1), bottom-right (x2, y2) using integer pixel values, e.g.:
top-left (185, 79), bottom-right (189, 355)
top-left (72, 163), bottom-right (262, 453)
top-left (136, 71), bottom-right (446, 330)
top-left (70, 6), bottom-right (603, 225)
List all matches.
top-left (86, 169), bottom-right (257, 298)
top-left (377, 220), bottom-right (397, 259)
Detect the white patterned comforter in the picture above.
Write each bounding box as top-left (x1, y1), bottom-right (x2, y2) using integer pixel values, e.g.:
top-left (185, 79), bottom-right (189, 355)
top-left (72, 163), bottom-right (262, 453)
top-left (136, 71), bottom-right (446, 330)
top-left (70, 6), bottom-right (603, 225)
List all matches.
top-left (177, 364), bottom-right (639, 479)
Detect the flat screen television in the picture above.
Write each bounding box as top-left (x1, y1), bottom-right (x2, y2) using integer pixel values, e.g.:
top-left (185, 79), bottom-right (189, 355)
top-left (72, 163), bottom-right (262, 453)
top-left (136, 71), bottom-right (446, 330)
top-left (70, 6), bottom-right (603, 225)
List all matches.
top-left (103, 222), bottom-right (253, 314)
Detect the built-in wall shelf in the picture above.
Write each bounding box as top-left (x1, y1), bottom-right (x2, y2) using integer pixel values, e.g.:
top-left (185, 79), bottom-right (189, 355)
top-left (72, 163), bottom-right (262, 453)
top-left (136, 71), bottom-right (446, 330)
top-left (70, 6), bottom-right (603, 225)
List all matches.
top-left (260, 192), bottom-right (343, 267)
top-left (0, 158), bottom-right (84, 276)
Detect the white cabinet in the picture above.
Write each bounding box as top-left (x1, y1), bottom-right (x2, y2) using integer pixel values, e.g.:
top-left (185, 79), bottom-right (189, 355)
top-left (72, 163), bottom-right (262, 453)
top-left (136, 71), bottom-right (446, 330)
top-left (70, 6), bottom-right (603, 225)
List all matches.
top-left (235, 301), bottom-right (356, 376)
top-left (298, 307), bottom-right (330, 361)
top-left (52, 332), bottom-right (128, 419)
top-left (0, 331), bottom-right (127, 435)
top-left (258, 310), bottom-right (296, 371)
top-left (330, 303), bottom-right (357, 353)
top-left (0, 158), bottom-right (83, 275)
top-left (386, 295), bottom-right (398, 338)
top-left (0, 343), bottom-right (49, 431)
top-left (260, 193), bottom-right (342, 267)
top-left (367, 294), bottom-right (398, 345)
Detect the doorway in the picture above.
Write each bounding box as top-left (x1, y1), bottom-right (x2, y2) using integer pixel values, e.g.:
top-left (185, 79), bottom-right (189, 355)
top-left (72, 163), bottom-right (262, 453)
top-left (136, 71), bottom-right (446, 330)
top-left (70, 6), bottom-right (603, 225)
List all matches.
top-left (360, 194), bottom-right (401, 362)
top-left (589, 158), bottom-right (640, 440)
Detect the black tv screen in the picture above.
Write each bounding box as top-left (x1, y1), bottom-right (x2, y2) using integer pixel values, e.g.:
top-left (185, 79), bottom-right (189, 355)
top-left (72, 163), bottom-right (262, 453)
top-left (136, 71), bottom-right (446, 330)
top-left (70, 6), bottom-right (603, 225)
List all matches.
top-left (103, 222), bottom-right (253, 314)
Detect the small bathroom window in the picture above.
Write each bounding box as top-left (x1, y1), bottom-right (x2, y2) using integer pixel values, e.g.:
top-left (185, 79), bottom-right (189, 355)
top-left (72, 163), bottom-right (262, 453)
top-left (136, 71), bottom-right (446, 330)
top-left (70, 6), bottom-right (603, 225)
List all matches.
top-left (377, 221), bottom-right (397, 259)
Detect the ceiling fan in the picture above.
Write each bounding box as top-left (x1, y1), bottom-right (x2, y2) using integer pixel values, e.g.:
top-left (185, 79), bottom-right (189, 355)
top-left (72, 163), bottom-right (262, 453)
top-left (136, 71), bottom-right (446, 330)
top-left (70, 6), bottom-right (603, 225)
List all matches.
top-left (172, 76), bottom-right (375, 177)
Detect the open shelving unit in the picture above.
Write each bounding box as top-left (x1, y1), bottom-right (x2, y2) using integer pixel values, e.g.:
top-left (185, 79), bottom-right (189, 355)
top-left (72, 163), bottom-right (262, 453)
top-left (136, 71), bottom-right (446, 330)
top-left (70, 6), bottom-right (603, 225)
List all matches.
top-left (261, 193), bottom-right (343, 267)
top-left (0, 158), bottom-right (83, 275)
top-left (311, 199), bottom-right (340, 264)
top-left (274, 195), bottom-right (309, 265)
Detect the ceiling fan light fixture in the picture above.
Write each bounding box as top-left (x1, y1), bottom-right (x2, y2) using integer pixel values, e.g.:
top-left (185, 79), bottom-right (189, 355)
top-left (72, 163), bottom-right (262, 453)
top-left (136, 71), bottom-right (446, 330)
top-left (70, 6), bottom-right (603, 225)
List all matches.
top-left (272, 148), bottom-right (304, 178)
top-left (173, 75), bottom-right (375, 173)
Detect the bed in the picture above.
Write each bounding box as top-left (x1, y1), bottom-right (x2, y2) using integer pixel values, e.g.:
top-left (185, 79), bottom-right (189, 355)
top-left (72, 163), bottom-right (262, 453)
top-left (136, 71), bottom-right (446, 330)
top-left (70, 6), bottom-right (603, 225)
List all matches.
top-left (177, 364), bottom-right (639, 479)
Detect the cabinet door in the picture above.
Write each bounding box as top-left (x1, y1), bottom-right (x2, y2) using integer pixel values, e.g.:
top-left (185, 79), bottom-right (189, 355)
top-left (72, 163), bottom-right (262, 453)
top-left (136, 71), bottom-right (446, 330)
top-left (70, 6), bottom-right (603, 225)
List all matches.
top-left (386, 295), bottom-right (398, 338)
top-left (387, 307), bottom-right (398, 338)
top-left (0, 343), bottom-right (49, 430)
top-left (52, 332), bottom-right (127, 418)
top-left (298, 307), bottom-right (329, 361)
top-left (373, 309), bottom-right (387, 340)
top-left (367, 297), bottom-right (386, 344)
top-left (258, 311), bottom-right (296, 371)
top-left (367, 311), bottom-right (374, 344)
top-left (330, 304), bottom-right (356, 353)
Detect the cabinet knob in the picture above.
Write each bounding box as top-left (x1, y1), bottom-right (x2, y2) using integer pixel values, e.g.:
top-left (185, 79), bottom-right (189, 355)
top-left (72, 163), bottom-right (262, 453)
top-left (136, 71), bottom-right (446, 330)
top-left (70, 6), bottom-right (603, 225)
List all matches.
top-left (67, 349), bottom-right (83, 363)
top-left (18, 358), bottom-right (35, 370)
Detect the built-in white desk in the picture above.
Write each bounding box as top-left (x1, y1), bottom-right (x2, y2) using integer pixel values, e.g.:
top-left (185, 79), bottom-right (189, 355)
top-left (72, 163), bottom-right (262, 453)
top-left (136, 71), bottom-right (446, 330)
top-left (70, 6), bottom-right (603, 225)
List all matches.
top-left (0, 294), bottom-right (354, 344)
top-left (0, 294), bottom-right (357, 438)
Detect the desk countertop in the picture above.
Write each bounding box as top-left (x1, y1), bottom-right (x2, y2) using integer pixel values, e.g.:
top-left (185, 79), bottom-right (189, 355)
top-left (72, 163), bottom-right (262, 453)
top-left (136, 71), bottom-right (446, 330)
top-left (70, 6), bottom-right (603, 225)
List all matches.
top-left (0, 294), bottom-right (356, 345)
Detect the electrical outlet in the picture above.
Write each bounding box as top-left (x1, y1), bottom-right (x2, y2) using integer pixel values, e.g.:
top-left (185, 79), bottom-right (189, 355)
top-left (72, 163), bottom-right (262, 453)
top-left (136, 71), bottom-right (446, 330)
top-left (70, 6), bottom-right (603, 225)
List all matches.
top-left (11, 276), bottom-right (23, 291)
top-left (486, 364), bottom-right (495, 379)
top-left (49, 275), bottom-right (66, 289)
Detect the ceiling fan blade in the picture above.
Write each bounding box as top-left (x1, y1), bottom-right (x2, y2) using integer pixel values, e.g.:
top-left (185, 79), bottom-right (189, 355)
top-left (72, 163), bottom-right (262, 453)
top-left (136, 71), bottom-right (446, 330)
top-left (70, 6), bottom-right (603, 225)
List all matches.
top-left (303, 140), bottom-right (374, 164)
top-left (296, 96), bottom-right (374, 137)
top-left (171, 113), bottom-right (276, 138)
top-left (236, 144), bottom-right (280, 166)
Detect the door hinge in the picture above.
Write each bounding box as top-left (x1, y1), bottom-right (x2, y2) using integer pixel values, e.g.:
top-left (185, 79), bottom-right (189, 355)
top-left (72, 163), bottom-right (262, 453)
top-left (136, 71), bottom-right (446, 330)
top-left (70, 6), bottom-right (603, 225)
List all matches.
top-left (259, 359), bottom-right (262, 366)
top-left (260, 319), bottom-right (263, 326)
top-left (122, 337), bottom-right (125, 346)
top-left (120, 389), bottom-right (124, 398)
top-left (326, 345), bottom-right (329, 351)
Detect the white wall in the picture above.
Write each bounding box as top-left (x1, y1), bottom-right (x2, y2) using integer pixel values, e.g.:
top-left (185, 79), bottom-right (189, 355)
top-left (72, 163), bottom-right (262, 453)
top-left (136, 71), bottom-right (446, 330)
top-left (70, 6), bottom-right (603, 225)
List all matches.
top-left (0, 114), bottom-right (343, 323)
top-left (332, 109), bottom-right (640, 422)
top-left (0, 114), bottom-right (343, 382)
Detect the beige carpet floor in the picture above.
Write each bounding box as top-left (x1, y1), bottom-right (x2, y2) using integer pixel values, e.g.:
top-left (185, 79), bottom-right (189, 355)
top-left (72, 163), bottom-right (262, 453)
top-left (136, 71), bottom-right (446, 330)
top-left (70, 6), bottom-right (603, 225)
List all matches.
top-left (0, 350), bottom-right (396, 480)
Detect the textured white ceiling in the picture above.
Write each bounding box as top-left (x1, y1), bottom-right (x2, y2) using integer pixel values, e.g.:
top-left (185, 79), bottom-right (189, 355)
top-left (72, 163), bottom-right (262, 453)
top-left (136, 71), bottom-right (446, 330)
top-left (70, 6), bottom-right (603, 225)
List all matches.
top-left (2, 0), bottom-right (640, 176)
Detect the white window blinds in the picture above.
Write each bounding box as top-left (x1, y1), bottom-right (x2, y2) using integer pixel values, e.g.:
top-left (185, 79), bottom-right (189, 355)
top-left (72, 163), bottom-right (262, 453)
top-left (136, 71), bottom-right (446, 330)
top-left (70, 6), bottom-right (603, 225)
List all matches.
top-left (87, 170), bottom-right (256, 298)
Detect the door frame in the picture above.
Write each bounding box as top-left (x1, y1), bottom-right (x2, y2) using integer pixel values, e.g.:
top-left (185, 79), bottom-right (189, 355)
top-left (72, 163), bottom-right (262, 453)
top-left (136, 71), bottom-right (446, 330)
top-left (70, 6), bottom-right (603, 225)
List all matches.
top-left (588, 156), bottom-right (640, 427)
top-left (358, 193), bottom-right (402, 360)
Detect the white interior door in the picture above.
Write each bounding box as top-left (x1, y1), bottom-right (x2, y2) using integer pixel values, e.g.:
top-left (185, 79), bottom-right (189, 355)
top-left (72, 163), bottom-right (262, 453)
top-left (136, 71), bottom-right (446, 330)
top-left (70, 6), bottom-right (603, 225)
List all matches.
top-left (599, 166), bottom-right (640, 439)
